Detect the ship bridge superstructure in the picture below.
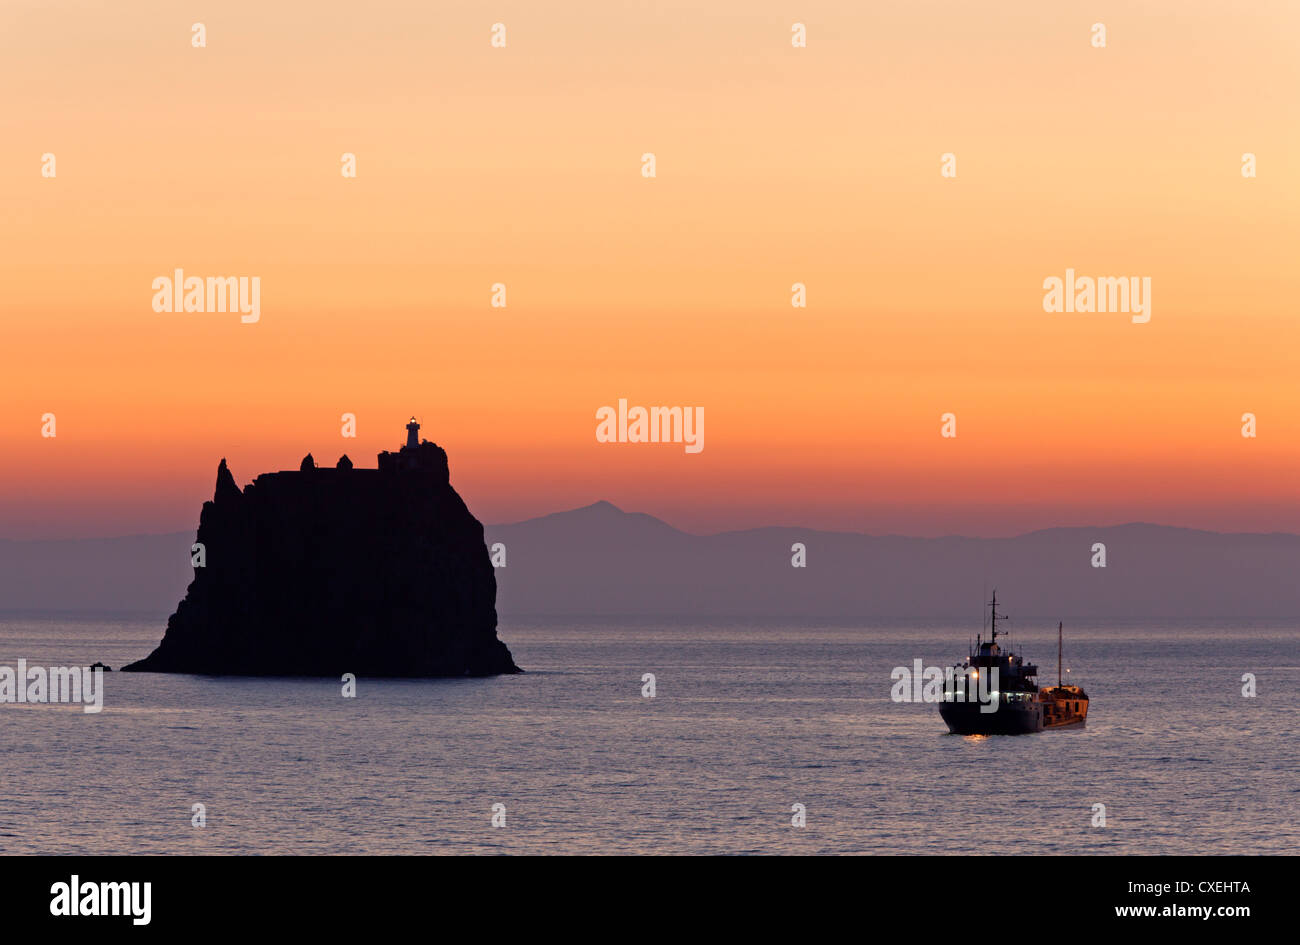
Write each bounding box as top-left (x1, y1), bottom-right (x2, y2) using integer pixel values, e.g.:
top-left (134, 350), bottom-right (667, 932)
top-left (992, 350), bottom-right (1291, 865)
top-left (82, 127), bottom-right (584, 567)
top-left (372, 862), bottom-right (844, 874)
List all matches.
top-left (957, 590), bottom-right (1040, 696)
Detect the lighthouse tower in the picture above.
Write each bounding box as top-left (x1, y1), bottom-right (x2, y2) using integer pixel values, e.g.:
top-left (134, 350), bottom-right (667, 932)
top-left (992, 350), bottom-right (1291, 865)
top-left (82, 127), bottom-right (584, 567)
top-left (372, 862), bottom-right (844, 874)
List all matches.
top-left (378, 415), bottom-right (449, 482)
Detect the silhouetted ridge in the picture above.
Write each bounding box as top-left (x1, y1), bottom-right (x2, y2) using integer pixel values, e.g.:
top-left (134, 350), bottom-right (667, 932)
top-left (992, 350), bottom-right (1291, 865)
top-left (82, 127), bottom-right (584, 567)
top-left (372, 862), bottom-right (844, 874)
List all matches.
top-left (123, 420), bottom-right (519, 677)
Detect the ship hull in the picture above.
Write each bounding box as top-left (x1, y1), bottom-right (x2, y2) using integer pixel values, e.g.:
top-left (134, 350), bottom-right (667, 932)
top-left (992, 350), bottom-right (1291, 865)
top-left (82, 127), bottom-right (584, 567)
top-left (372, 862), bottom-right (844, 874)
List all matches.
top-left (939, 700), bottom-right (1043, 735)
top-left (1040, 687), bottom-right (1089, 729)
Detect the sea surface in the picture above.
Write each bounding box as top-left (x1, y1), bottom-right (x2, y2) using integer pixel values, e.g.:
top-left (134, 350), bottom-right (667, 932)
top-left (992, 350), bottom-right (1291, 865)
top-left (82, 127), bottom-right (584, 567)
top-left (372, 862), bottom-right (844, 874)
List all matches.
top-left (0, 615), bottom-right (1295, 855)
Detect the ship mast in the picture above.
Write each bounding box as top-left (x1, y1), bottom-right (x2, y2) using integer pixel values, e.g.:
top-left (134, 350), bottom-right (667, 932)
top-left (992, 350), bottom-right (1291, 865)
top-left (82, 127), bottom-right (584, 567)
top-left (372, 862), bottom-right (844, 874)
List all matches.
top-left (989, 589), bottom-right (1005, 645)
top-left (1058, 621), bottom-right (1063, 688)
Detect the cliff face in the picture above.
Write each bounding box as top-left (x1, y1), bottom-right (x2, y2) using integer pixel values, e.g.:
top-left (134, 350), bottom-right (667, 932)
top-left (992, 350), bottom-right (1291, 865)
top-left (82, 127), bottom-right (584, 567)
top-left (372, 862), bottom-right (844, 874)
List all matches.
top-left (124, 437), bottom-right (519, 677)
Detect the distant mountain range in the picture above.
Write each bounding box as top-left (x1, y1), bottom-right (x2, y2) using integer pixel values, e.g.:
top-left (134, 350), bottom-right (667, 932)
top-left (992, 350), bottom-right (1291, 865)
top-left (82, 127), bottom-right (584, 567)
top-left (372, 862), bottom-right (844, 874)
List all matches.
top-left (4, 501), bottom-right (1298, 619)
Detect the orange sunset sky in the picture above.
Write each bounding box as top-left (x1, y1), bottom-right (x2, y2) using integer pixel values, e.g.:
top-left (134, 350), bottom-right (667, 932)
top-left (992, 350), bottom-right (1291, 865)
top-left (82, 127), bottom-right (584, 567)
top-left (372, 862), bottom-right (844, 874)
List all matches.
top-left (2, 1), bottom-right (1298, 539)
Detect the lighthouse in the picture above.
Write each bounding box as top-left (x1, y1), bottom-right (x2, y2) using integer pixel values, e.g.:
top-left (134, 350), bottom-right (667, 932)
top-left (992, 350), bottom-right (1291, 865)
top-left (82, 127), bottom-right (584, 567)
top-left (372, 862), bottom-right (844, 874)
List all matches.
top-left (377, 416), bottom-right (449, 481)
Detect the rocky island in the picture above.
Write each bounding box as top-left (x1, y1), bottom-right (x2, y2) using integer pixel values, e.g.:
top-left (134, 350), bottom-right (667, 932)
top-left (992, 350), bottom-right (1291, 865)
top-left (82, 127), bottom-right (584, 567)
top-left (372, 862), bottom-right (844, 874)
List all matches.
top-left (123, 419), bottom-right (520, 677)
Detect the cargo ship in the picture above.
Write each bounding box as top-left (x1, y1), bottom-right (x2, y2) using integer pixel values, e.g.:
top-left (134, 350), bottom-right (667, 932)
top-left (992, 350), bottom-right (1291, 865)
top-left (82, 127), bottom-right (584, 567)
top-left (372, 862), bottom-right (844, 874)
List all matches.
top-left (938, 591), bottom-right (1088, 735)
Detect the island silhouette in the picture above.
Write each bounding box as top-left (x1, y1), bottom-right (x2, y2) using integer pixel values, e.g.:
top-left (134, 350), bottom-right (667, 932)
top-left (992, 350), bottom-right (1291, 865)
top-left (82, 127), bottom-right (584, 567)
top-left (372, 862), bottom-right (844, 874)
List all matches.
top-left (123, 419), bottom-right (520, 677)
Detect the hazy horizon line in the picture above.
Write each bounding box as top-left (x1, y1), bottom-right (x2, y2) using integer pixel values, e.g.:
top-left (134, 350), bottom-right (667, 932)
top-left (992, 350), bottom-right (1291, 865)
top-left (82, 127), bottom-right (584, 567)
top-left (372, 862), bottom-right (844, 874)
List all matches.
top-left (5, 498), bottom-right (1299, 544)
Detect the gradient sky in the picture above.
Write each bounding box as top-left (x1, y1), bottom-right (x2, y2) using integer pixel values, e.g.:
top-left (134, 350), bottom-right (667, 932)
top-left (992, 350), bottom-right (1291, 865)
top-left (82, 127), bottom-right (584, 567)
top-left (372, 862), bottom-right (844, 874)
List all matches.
top-left (2, 1), bottom-right (1298, 539)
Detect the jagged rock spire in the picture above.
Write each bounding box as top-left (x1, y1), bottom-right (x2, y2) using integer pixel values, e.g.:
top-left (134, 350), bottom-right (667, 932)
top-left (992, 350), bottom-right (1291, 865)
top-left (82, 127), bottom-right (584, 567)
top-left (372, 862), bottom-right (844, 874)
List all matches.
top-left (214, 458), bottom-right (241, 503)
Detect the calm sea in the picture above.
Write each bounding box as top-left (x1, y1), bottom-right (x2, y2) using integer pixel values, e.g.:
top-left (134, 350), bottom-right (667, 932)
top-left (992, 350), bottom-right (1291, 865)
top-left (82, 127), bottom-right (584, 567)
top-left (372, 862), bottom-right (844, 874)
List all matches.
top-left (0, 615), bottom-right (1295, 855)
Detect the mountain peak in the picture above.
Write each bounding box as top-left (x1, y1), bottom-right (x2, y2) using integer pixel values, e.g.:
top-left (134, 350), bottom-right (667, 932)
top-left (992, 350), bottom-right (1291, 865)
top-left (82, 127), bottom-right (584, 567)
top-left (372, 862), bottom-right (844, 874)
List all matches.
top-left (494, 499), bottom-right (687, 536)
top-left (576, 500), bottom-right (623, 515)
